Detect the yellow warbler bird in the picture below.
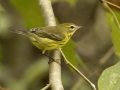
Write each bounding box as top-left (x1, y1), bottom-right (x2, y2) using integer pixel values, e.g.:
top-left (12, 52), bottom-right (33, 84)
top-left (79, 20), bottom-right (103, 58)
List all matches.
top-left (10, 23), bottom-right (82, 54)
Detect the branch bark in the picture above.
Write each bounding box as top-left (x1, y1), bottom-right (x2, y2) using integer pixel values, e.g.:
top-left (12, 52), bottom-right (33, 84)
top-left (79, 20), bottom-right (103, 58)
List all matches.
top-left (38, 0), bottom-right (64, 90)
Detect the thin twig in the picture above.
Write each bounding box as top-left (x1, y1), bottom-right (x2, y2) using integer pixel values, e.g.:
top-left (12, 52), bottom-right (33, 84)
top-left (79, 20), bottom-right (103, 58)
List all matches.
top-left (102, 0), bottom-right (120, 29)
top-left (41, 84), bottom-right (51, 90)
top-left (70, 46), bottom-right (114, 90)
top-left (60, 49), bottom-right (97, 90)
top-left (102, 0), bottom-right (120, 9)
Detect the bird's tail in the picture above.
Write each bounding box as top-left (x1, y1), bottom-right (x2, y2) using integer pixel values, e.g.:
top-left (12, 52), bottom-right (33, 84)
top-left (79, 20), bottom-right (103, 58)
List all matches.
top-left (10, 28), bottom-right (28, 35)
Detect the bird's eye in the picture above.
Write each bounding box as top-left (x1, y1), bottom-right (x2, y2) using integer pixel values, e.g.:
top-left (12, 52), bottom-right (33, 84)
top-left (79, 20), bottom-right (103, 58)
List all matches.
top-left (70, 25), bottom-right (75, 29)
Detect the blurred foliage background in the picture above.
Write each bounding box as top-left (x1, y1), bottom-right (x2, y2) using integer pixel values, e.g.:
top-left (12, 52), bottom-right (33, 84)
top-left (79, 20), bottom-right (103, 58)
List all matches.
top-left (0, 0), bottom-right (120, 90)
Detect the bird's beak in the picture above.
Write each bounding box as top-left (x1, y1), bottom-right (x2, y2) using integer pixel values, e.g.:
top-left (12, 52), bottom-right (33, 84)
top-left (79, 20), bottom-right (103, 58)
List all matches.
top-left (78, 26), bottom-right (84, 29)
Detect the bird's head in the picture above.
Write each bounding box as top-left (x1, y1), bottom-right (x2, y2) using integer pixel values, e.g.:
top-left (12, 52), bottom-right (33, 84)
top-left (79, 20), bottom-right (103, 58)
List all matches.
top-left (59, 23), bottom-right (83, 37)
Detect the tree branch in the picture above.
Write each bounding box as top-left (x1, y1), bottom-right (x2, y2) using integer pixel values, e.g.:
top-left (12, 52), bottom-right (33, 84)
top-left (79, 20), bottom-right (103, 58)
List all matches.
top-left (60, 49), bottom-right (97, 90)
top-left (38, 0), bottom-right (64, 90)
top-left (41, 84), bottom-right (50, 90)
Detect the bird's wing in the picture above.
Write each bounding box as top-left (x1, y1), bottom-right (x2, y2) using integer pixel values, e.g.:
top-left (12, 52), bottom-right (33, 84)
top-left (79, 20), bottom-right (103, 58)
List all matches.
top-left (29, 27), bottom-right (66, 41)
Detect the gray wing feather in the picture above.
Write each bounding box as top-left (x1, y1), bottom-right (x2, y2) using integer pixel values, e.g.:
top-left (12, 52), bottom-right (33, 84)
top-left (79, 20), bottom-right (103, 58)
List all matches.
top-left (29, 27), bottom-right (65, 41)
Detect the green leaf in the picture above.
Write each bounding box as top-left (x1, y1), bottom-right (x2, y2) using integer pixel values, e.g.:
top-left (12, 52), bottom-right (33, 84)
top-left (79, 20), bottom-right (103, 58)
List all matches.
top-left (98, 62), bottom-right (120, 90)
top-left (106, 11), bottom-right (120, 58)
top-left (10, 0), bottom-right (44, 28)
top-left (114, 10), bottom-right (120, 22)
top-left (62, 40), bottom-right (86, 69)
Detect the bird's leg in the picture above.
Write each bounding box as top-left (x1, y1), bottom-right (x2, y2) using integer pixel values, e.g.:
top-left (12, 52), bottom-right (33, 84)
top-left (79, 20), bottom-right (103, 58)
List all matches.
top-left (43, 51), bottom-right (61, 64)
top-left (43, 52), bottom-right (55, 61)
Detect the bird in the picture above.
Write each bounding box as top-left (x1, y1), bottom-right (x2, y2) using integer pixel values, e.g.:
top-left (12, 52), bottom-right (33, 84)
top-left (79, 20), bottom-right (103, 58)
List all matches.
top-left (10, 23), bottom-right (83, 54)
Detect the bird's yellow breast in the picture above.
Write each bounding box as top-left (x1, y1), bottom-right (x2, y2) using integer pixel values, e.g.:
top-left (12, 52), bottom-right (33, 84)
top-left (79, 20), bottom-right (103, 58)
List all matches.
top-left (29, 33), bottom-right (69, 53)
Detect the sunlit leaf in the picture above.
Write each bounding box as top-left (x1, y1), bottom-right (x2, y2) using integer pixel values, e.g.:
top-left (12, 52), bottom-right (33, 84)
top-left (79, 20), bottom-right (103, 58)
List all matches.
top-left (114, 10), bottom-right (120, 22)
top-left (106, 11), bottom-right (120, 58)
top-left (98, 62), bottom-right (120, 90)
